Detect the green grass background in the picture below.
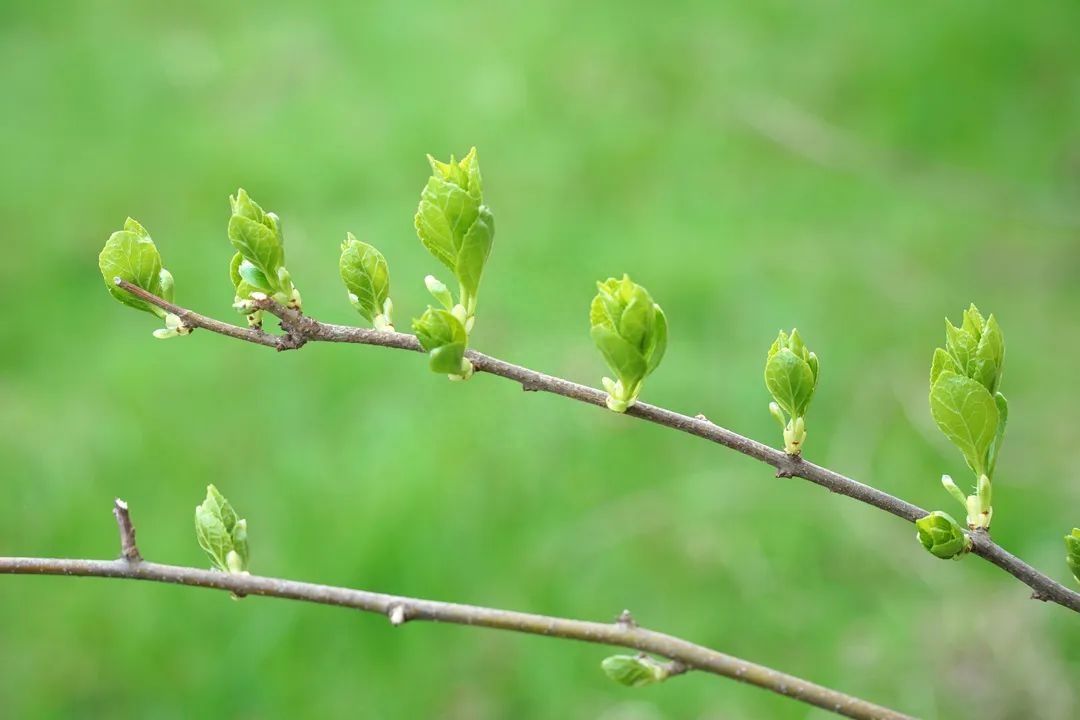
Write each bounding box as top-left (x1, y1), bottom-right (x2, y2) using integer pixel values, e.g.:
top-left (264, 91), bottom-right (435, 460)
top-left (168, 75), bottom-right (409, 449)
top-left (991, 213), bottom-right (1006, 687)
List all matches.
top-left (2, 1), bottom-right (1079, 717)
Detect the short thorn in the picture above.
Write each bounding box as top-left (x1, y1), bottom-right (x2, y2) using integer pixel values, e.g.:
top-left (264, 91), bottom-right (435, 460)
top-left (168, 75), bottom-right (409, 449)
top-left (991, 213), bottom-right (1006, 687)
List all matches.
top-left (112, 497), bottom-right (142, 563)
top-left (616, 609), bottom-right (637, 629)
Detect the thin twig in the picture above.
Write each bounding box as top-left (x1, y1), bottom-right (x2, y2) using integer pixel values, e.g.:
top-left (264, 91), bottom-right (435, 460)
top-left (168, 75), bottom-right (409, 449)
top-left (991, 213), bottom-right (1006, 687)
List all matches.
top-left (0, 556), bottom-right (909, 720)
top-left (112, 498), bottom-right (141, 562)
top-left (111, 278), bottom-right (1080, 615)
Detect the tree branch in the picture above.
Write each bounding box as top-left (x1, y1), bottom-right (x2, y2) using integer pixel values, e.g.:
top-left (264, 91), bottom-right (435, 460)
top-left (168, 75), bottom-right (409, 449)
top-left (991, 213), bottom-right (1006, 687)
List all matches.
top-left (112, 278), bottom-right (1080, 615)
top-left (0, 499), bottom-right (910, 720)
top-left (112, 498), bottom-right (141, 562)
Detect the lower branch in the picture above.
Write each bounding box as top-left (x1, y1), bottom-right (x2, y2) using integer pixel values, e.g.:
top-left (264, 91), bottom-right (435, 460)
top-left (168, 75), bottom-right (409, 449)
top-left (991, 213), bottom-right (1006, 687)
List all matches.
top-left (0, 555), bottom-right (909, 720)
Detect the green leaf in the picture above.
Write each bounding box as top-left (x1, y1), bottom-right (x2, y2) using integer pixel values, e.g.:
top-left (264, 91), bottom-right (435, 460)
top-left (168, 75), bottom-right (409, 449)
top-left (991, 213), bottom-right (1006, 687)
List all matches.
top-left (231, 518), bottom-right (249, 570)
top-left (929, 372), bottom-right (999, 476)
top-left (195, 484), bottom-right (247, 573)
top-left (962, 304), bottom-right (985, 340)
top-left (930, 347), bottom-right (962, 386)
top-left (916, 511), bottom-right (972, 560)
top-left (195, 504), bottom-right (231, 571)
top-left (767, 330), bottom-right (788, 358)
top-left (228, 216), bottom-right (282, 288)
top-left (98, 218), bottom-right (167, 317)
top-left (765, 347), bottom-right (815, 418)
top-left (237, 259), bottom-right (272, 291)
top-left (228, 189), bottom-right (284, 287)
top-left (428, 342), bottom-right (468, 374)
top-left (788, 328), bottom-right (807, 358)
top-left (591, 325), bottom-right (647, 387)
top-left (413, 307), bottom-right (470, 376)
top-left (601, 655), bottom-right (665, 688)
top-left (944, 321), bottom-right (977, 375)
top-left (339, 233), bottom-right (391, 326)
top-left (455, 205), bottom-right (494, 305)
top-left (425, 275), bottom-right (455, 310)
top-left (414, 182), bottom-right (460, 274)
top-left (972, 314), bottom-right (1005, 393)
top-left (1066, 529), bottom-right (1080, 584)
top-left (987, 392), bottom-right (1009, 477)
top-left (644, 305), bottom-right (668, 375)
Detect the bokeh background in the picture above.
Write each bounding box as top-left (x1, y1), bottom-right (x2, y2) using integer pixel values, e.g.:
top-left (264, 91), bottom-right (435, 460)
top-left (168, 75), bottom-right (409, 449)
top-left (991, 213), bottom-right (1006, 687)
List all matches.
top-left (2, 1), bottom-right (1079, 718)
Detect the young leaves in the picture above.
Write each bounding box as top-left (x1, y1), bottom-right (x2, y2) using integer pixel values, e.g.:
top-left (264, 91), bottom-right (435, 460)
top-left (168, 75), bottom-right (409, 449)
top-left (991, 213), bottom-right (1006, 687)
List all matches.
top-left (1067, 529), bottom-right (1080, 585)
top-left (412, 148), bottom-right (495, 378)
top-left (915, 511), bottom-right (972, 560)
top-left (928, 304), bottom-right (1006, 530)
top-left (764, 329), bottom-right (818, 454)
top-left (601, 655), bottom-right (677, 687)
top-left (339, 233), bottom-right (394, 331)
top-left (590, 275), bottom-right (668, 412)
top-left (414, 147), bottom-right (495, 320)
top-left (228, 189), bottom-right (302, 319)
top-left (195, 484), bottom-right (250, 574)
top-left (413, 307), bottom-right (472, 379)
top-left (98, 218), bottom-right (189, 339)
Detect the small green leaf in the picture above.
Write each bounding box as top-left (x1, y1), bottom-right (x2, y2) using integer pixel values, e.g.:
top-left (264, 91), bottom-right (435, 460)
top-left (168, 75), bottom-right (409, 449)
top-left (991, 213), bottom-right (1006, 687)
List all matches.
top-left (228, 217), bottom-right (281, 287)
top-left (644, 305), bottom-right (668, 375)
top-left (915, 511), bottom-right (972, 560)
top-left (601, 655), bottom-right (666, 688)
top-left (99, 218), bottom-right (167, 316)
top-left (988, 392), bottom-right (1009, 477)
top-left (961, 304), bottom-right (985, 340)
top-left (944, 321), bottom-right (977, 375)
top-left (195, 504), bottom-right (231, 571)
top-left (425, 275), bottom-right (455, 310)
top-left (972, 314), bottom-right (1005, 393)
top-left (413, 307), bottom-right (471, 377)
top-left (1066, 529), bottom-right (1080, 584)
top-left (339, 233), bottom-right (392, 329)
top-left (930, 347), bottom-right (962, 386)
top-left (428, 342), bottom-right (468, 374)
top-left (591, 325), bottom-right (647, 388)
top-left (930, 372), bottom-right (999, 476)
top-left (455, 205), bottom-right (494, 306)
top-left (231, 518), bottom-right (250, 569)
top-left (195, 484), bottom-right (248, 574)
top-left (228, 189), bottom-right (285, 289)
top-left (765, 347), bottom-right (815, 418)
top-left (806, 351), bottom-right (819, 384)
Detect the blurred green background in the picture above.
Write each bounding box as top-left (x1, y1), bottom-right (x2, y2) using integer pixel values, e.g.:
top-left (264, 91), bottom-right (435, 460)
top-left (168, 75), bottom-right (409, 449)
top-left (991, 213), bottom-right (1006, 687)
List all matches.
top-left (2, 1), bottom-right (1078, 718)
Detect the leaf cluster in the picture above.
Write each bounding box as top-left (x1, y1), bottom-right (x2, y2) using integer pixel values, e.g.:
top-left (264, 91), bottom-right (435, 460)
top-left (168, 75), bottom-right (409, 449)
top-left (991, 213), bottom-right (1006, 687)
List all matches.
top-left (929, 304), bottom-right (1007, 480)
top-left (763, 329), bottom-right (818, 453)
top-left (195, 485), bottom-right (250, 574)
top-left (414, 147), bottom-right (495, 316)
top-left (228, 189), bottom-right (301, 324)
top-left (589, 275), bottom-right (668, 412)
